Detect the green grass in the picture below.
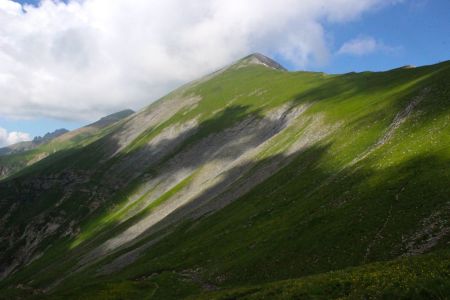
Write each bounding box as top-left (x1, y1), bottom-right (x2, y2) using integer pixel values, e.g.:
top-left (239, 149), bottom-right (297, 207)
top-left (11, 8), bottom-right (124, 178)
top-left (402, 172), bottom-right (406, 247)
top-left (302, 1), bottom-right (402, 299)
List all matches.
top-left (47, 271), bottom-right (200, 300)
top-left (192, 250), bottom-right (450, 300)
top-left (1, 58), bottom-right (449, 299)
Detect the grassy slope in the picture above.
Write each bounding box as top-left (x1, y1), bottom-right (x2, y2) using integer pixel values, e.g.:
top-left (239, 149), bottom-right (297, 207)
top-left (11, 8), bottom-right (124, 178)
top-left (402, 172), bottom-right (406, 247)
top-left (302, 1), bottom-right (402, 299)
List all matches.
top-left (193, 250), bottom-right (450, 300)
top-left (1, 59), bottom-right (449, 299)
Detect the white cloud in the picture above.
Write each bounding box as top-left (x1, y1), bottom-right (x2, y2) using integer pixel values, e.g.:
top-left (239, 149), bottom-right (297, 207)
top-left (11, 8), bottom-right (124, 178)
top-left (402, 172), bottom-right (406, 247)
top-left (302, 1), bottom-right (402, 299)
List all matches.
top-left (337, 36), bottom-right (398, 56)
top-left (0, 127), bottom-right (31, 147)
top-left (0, 0), bottom-right (400, 121)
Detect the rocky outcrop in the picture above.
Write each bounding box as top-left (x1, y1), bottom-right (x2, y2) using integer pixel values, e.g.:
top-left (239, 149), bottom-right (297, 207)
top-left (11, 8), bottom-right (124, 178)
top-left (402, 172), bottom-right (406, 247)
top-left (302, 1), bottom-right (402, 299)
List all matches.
top-left (32, 129), bottom-right (69, 145)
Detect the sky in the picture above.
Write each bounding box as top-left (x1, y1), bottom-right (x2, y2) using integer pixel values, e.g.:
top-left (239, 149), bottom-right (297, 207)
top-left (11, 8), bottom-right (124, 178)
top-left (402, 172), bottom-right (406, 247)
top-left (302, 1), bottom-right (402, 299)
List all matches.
top-left (0, 0), bottom-right (449, 146)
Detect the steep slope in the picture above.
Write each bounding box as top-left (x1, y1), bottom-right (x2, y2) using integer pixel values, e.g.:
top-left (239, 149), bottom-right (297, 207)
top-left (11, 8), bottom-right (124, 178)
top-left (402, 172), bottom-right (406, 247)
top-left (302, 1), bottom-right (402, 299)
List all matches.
top-left (0, 109), bottom-right (134, 179)
top-left (0, 54), bottom-right (449, 299)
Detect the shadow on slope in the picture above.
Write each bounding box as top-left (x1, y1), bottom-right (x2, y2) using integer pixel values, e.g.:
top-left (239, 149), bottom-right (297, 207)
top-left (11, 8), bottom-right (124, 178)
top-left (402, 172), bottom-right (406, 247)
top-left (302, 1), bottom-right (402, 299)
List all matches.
top-left (0, 102), bottom-right (300, 286)
top-left (47, 146), bottom-right (450, 300)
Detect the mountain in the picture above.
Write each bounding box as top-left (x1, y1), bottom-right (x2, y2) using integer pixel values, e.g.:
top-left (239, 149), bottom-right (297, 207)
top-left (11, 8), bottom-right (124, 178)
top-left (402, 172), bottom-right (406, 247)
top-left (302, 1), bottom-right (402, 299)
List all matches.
top-left (0, 129), bottom-right (69, 156)
top-left (0, 109), bottom-right (134, 180)
top-left (0, 53), bottom-right (449, 299)
top-left (238, 52), bottom-right (287, 71)
top-left (32, 129), bottom-right (70, 145)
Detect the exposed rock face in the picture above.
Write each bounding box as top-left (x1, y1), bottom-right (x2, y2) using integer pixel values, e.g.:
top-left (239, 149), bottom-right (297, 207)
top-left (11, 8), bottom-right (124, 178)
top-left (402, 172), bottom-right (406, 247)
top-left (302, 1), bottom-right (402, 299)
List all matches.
top-left (0, 170), bottom-right (90, 280)
top-left (0, 166), bottom-right (9, 178)
top-left (106, 96), bottom-right (200, 156)
top-left (81, 104), bottom-right (314, 264)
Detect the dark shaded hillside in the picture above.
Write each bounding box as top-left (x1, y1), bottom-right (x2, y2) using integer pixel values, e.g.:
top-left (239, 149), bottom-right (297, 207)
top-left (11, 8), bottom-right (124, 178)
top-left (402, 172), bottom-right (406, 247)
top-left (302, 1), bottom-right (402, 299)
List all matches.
top-left (0, 54), bottom-right (449, 299)
top-left (193, 250), bottom-right (450, 299)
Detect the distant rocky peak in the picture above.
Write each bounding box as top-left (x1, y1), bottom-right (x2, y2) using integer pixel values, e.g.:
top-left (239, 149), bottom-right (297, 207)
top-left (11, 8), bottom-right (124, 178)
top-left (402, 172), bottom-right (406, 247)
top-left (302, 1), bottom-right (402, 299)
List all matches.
top-left (33, 128), bottom-right (69, 144)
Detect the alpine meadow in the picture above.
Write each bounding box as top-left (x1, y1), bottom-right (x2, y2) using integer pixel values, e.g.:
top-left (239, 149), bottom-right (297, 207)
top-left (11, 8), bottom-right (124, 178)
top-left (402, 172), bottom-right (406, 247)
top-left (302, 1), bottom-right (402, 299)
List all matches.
top-left (1, 52), bottom-right (449, 299)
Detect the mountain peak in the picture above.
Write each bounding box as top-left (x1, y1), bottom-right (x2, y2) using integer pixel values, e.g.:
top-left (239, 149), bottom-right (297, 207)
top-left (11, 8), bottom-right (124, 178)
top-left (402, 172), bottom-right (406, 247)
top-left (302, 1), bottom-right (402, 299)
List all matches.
top-left (236, 53), bottom-right (287, 71)
top-left (32, 128), bottom-right (69, 144)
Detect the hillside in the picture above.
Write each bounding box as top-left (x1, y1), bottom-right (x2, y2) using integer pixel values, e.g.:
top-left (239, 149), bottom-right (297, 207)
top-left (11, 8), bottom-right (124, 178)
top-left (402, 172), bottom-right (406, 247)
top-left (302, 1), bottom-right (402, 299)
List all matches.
top-left (0, 54), bottom-right (449, 299)
top-left (0, 109), bottom-right (134, 180)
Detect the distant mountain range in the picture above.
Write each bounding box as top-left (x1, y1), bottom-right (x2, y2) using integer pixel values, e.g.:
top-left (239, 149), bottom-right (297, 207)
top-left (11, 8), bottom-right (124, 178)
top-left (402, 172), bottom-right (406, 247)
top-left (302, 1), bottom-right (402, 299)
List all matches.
top-left (0, 109), bottom-right (134, 179)
top-left (0, 54), bottom-right (449, 299)
top-left (0, 129), bottom-right (69, 156)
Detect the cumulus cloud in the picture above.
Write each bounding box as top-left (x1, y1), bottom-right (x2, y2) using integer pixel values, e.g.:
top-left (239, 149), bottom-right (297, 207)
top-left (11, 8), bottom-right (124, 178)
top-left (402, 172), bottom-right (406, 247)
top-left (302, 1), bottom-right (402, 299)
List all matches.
top-left (338, 36), bottom-right (398, 56)
top-left (0, 127), bottom-right (31, 147)
top-left (0, 0), bottom-right (400, 121)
